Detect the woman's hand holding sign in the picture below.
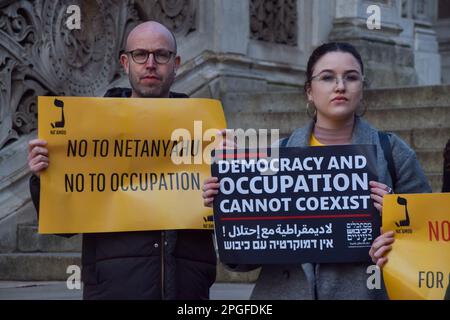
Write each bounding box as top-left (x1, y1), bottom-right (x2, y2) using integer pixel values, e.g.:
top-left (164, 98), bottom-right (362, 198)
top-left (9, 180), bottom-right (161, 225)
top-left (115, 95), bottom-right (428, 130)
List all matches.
top-left (203, 129), bottom-right (235, 208)
top-left (369, 230), bottom-right (395, 268)
top-left (203, 177), bottom-right (219, 207)
top-left (369, 180), bottom-right (393, 214)
top-left (368, 180), bottom-right (395, 268)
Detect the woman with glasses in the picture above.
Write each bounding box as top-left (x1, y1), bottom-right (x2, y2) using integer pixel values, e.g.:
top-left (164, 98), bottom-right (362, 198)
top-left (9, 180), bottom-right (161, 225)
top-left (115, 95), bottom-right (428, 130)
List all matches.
top-left (202, 42), bottom-right (431, 299)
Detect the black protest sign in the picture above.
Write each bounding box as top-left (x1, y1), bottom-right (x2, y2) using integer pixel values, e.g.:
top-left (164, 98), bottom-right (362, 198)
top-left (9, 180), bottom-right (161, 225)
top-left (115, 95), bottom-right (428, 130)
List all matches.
top-left (211, 145), bottom-right (380, 264)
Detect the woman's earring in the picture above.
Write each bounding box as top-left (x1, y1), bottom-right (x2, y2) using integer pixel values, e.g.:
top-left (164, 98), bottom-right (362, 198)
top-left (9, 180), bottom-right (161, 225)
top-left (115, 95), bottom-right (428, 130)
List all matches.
top-left (306, 101), bottom-right (316, 118)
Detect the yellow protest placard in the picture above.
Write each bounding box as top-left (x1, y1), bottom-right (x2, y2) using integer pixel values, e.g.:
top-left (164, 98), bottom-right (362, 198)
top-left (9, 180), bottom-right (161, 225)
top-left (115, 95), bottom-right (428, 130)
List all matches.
top-left (382, 193), bottom-right (450, 300)
top-left (38, 96), bottom-right (226, 234)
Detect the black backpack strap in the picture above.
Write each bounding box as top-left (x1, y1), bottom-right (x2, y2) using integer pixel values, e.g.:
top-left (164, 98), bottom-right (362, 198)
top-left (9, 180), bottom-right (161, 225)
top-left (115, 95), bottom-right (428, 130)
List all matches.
top-left (378, 131), bottom-right (397, 188)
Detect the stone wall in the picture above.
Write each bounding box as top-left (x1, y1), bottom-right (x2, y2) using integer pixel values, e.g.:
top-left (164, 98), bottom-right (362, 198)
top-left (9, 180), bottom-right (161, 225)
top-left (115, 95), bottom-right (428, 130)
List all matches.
top-left (0, 0), bottom-right (449, 282)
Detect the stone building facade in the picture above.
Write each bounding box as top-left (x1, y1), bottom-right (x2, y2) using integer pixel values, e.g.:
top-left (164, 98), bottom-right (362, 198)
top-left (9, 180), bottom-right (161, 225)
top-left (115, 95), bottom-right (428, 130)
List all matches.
top-left (0, 0), bottom-right (449, 280)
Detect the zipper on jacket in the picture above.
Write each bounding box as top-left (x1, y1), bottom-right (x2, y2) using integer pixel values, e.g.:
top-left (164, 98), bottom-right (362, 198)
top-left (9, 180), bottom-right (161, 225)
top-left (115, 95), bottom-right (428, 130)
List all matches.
top-left (161, 230), bottom-right (165, 299)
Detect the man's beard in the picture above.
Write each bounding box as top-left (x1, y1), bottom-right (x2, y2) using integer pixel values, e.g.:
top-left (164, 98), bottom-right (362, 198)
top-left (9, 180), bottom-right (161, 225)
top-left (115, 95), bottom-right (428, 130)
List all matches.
top-left (130, 72), bottom-right (173, 98)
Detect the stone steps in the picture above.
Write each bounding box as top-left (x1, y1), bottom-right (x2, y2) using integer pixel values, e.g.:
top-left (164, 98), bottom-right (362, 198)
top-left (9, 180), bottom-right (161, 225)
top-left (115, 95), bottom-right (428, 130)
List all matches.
top-left (428, 173), bottom-right (444, 193)
top-left (17, 225), bottom-right (81, 253)
top-left (226, 110), bottom-right (450, 147)
top-left (415, 149), bottom-right (444, 174)
top-left (4, 227), bottom-right (255, 282)
top-left (0, 253), bottom-right (81, 281)
top-left (364, 107), bottom-right (450, 131)
top-left (386, 128), bottom-right (450, 151)
top-left (222, 85), bottom-right (450, 133)
top-left (0, 252), bottom-right (256, 283)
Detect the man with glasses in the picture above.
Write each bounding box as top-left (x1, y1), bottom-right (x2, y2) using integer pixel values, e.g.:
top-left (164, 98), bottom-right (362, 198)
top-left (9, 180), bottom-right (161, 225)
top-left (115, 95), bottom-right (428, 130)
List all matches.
top-left (28, 21), bottom-right (217, 300)
top-left (119, 21), bottom-right (180, 99)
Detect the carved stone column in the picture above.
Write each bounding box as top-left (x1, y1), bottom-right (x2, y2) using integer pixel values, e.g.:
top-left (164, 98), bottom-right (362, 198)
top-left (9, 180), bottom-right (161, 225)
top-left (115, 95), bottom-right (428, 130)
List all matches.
top-left (133, 0), bottom-right (197, 37)
top-left (398, 0), bottom-right (441, 85)
top-left (435, 0), bottom-right (450, 84)
top-left (329, 0), bottom-right (418, 87)
top-left (250, 0), bottom-right (298, 46)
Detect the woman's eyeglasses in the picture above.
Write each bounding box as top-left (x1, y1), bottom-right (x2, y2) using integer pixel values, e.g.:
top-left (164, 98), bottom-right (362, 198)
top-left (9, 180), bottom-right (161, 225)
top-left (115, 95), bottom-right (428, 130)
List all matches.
top-left (311, 72), bottom-right (364, 89)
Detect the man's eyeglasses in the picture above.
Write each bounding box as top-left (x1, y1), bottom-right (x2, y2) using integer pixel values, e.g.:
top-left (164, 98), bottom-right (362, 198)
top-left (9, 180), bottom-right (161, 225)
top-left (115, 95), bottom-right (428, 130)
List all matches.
top-left (124, 49), bottom-right (175, 64)
top-left (311, 72), bottom-right (364, 89)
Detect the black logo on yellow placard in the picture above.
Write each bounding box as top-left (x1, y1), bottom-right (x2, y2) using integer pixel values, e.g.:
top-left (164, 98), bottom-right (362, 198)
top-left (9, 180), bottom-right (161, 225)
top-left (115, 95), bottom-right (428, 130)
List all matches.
top-left (395, 196), bottom-right (413, 233)
top-left (395, 196), bottom-right (410, 227)
top-left (51, 99), bottom-right (65, 128)
top-left (50, 99), bottom-right (66, 135)
top-left (203, 215), bottom-right (214, 229)
top-left (203, 215), bottom-right (213, 223)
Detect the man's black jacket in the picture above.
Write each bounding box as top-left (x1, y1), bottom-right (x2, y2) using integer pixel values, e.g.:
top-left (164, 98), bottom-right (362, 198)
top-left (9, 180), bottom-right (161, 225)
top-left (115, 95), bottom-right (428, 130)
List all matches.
top-left (29, 88), bottom-right (217, 299)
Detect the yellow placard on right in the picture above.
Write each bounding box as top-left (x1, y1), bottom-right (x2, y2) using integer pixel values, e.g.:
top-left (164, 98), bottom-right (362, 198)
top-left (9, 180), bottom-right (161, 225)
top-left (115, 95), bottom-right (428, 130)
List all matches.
top-left (383, 193), bottom-right (450, 300)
